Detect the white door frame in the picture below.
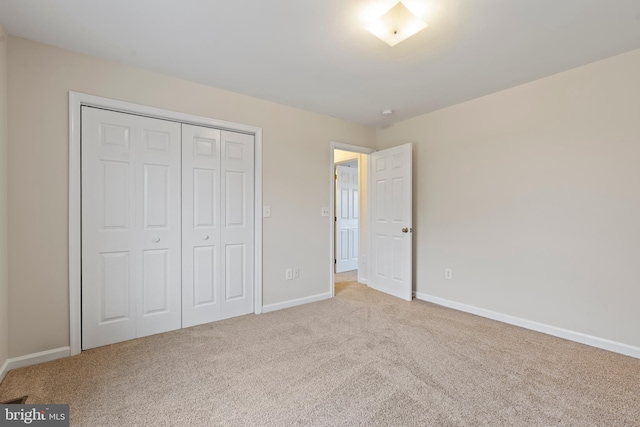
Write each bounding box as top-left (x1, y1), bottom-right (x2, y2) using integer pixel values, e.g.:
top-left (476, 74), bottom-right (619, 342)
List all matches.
top-left (329, 142), bottom-right (375, 297)
top-left (69, 92), bottom-right (263, 356)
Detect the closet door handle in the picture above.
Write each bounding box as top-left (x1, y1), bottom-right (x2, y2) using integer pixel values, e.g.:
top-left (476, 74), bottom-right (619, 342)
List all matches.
top-left (203, 235), bottom-right (210, 241)
top-left (152, 237), bottom-right (161, 243)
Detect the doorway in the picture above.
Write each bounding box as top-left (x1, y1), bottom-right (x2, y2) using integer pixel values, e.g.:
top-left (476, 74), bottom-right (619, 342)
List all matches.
top-left (329, 141), bottom-right (414, 301)
top-left (330, 143), bottom-right (374, 297)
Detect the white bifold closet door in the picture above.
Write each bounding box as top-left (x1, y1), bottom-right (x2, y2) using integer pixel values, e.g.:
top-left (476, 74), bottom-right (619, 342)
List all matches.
top-left (181, 124), bottom-right (254, 327)
top-left (82, 107), bottom-right (255, 350)
top-left (81, 107), bottom-right (182, 349)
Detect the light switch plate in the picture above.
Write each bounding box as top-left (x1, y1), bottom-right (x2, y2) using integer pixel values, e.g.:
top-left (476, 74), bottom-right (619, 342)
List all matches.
top-left (263, 206), bottom-right (271, 218)
top-left (321, 207), bottom-right (330, 217)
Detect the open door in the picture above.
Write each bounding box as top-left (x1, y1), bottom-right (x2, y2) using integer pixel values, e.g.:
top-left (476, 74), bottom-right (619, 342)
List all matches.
top-left (369, 143), bottom-right (413, 301)
top-left (335, 164), bottom-right (359, 273)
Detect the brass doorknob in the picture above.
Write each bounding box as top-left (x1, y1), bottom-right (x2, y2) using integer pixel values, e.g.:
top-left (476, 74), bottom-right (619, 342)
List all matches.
top-left (402, 228), bottom-right (409, 233)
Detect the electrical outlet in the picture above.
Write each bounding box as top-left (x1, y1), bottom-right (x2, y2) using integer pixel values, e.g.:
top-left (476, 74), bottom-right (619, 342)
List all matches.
top-left (445, 268), bottom-right (453, 280)
top-left (293, 267), bottom-right (299, 279)
top-left (285, 268), bottom-right (293, 280)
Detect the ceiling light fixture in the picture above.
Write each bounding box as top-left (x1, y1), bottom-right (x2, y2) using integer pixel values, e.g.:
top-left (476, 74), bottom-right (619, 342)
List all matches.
top-left (365, 1), bottom-right (428, 47)
top-left (381, 109), bottom-right (394, 116)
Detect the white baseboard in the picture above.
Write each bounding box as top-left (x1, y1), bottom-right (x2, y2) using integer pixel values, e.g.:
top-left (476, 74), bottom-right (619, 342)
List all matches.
top-left (0, 347), bottom-right (71, 384)
top-left (357, 277), bottom-right (368, 285)
top-left (415, 292), bottom-right (640, 360)
top-left (0, 359), bottom-right (8, 384)
top-left (262, 292), bottom-right (332, 314)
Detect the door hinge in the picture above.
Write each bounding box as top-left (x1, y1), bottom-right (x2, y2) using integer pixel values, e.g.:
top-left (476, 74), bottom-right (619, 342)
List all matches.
top-left (334, 259), bottom-right (337, 264)
top-left (335, 174), bottom-right (337, 180)
top-left (335, 216), bottom-right (337, 221)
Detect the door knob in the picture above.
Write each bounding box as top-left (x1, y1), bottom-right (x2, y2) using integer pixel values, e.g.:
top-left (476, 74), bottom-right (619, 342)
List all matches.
top-left (203, 234), bottom-right (210, 240)
top-left (402, 228), bottom-right (413, 233)
top-left (152, 237), bottom-right (160, 243)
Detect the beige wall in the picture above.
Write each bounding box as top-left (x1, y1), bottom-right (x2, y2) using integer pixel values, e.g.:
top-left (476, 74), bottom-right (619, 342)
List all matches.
top-left (356, 155), bottom-right (369, 283)
top-left (0, 25), bottom-right (9, 370)
top-left (377, 48), bottom-right (640, 348)
top-left (7, 36), bottom-right (376, 357)
top-left (334, 149), bottom-right (359, 164)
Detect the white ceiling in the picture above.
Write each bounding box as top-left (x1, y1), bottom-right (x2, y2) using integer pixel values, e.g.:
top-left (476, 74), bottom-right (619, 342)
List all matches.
top-left (1, 0), bottom-right (640, 127)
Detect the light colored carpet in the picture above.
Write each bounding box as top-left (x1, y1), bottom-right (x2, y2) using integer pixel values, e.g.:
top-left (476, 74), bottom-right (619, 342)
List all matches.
top-left (335, 270), bottom-right (358, 284)
top-left (1, 281), bottom-right (639, 426)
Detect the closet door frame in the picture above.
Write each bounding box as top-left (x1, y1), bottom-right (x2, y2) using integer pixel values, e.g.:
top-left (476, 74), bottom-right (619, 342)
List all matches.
top-left (68, 91), bottom-right (263, 356)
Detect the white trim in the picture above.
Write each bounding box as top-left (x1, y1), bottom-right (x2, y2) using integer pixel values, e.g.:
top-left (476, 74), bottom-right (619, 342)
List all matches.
top-left (69, 91), bottom-right (263, 355)
top-left (329, 142), bottom-right (375, 299)
top-left (69, 94), bottom-right (81, 356)
top-left (0, 347), bottom-right (71, 383)
top-left (262, 292), bottom-right (332, 314)
top-left (415, 292), bottom-right (640, 359)
top-left (254, 129), bottom-right (263, 315)
top-left (0, 359), bottom-right (8, 384)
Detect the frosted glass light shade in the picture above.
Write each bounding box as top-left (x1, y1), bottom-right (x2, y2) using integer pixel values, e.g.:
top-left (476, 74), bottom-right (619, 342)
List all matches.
top-left (365, 1), bottom-right (428, 46)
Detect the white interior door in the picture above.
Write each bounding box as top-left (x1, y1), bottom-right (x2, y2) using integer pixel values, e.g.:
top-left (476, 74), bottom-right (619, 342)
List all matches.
top-left (220, 130), bottom-right (255, 320)
top-left (369, 143), bottom-right (413, 301)
top-left (182, 124), bottom-right (222, 327)
top-left (335, 165), bottom-right (358, 273)
top-left (82, 107), bottom-right (182, 349)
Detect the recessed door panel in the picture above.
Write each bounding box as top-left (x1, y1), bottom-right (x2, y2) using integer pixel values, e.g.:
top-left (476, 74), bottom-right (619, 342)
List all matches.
top-left (101, 161), bottom-right (130, 230)
top-left (195, 137), bottom-right (216, 158)
top-left (100, 251), bottom-right (130, 323)
top-left (392, 177), bottom-right (403, 222)
top-left (341, 189), bottom-right (349, 219)
top-left (375, 234), bottom-right (387, 278)
top-left (352, 190), bottom-right (359, 219)
top-left (225, 244), bottom-right (245, 301)
top-left (376, 180), bottom-right (387, 222)
top-left (143, 130), bottom-right (171, 152)
top-left (142, 249), bottom-right (169, 315)
top-left (392, 236), bottom-right (403, 282)
top-left (194, 168), bottom-right (216, 228)
top-left (143, 164), bottom-right (169, 229)
top-left (340, 230), bottom-right (349, 260)
top-left (351, 229), bottom-right (359, 259)
top-left (225, 141), bottom-right (244, 160)
top-left (194, 246), bottom-right (216, 306)
top-left (225, 171), bottom-right (245, 227)
top-left (101, 123), bottom-right (130, 148)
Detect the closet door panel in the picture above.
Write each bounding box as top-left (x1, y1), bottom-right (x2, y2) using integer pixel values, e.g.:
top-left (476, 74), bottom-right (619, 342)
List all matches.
top-left (82, 107), bottom-right (181, 349)
top-left (135, 117), bottom-right (182, 338)
top-left (82, 108), bottom-right (137, 349)
top-left (182, 124), bottom-right (222, 327)
top-left (220, 130), bottom-right (254, 319)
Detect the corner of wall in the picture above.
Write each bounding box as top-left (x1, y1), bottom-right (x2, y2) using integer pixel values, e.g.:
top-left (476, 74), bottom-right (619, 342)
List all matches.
top-left (0, 24), bottom-right (11, 383)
